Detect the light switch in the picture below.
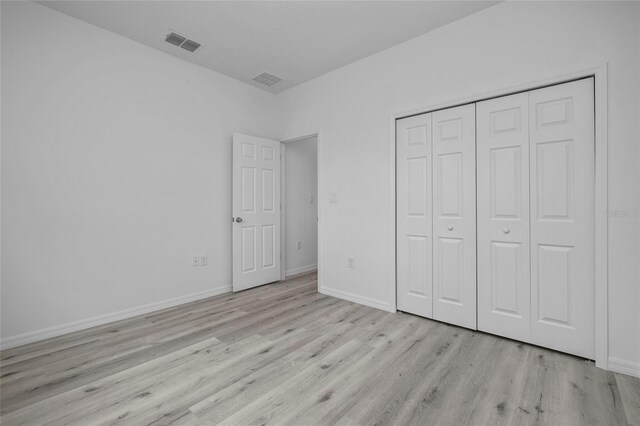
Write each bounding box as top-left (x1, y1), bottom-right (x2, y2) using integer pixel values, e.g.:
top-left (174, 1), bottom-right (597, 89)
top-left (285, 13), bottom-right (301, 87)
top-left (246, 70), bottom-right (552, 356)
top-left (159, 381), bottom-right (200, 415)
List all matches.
top-left (347, 257), bottom-right (355, 269)
top-left (329, 192), bottom-right (338, 203)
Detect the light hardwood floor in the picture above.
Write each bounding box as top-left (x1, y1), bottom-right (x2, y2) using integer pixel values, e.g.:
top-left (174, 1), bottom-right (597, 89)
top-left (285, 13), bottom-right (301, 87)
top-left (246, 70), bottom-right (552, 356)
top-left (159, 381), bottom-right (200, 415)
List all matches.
top-left (1, 272), bottom-right (639, 425)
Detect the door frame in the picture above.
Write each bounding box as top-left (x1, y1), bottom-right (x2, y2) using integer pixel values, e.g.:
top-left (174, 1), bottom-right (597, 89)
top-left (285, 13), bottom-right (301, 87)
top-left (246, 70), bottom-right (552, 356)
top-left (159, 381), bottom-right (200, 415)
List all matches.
top-left (390, 64), bottom-right (609, 370)
top-left (279, 133), bottom-right (320, 282)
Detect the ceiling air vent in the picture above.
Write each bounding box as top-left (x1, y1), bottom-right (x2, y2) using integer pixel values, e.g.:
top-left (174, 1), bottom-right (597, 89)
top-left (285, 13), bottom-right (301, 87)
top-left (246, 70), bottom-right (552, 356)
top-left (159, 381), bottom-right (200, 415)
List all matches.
top-left (180, 39), bottom-right (201, 53)
top-left (252, 72), bottom-right (283, 87)
top-left (165, 32), bottom-right (186, 46)
top-left (165, 31), bottom-right (202, 53)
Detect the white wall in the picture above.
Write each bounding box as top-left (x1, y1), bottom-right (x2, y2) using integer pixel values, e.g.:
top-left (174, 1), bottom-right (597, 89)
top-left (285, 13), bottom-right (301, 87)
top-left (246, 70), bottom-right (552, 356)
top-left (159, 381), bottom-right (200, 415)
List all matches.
top-left (284, 137), bottom-right (317, 276)
top-left (277, 1), bottom-right (640, 371)
top-left (0, 1), bottom-right (279, 344)
top-left (2, 0), bottom-right (639, 376)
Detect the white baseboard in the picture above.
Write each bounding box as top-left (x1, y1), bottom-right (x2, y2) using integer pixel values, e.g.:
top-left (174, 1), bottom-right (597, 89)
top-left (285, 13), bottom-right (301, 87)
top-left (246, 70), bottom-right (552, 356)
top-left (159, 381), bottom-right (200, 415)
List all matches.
top-left (319, 285), bottom-right (395, 313)
top-left (0, 285), bottom-right (232, 350)
top-left (608, 357), bottom-right (640, 378)
top-left (285, 264), bottom-right (317, 277)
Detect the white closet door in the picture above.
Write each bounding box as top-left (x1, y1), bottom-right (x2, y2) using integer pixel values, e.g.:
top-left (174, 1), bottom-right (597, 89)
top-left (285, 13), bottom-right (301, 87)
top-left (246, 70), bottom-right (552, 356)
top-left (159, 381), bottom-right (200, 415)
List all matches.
top-left (432, 104), bottom-right (476, 329)
top-left (396, 113), bottom-right (433, 318)
top-left (530, 78), bottom-right (595, 358)
top-left (477, 93), bottom-right (531, 342)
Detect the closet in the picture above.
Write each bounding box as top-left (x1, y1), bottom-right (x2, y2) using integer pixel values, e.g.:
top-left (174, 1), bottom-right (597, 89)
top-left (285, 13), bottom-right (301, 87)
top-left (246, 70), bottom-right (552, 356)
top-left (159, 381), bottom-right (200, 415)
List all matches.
top-left (396, 78), bottom-right (595, 358)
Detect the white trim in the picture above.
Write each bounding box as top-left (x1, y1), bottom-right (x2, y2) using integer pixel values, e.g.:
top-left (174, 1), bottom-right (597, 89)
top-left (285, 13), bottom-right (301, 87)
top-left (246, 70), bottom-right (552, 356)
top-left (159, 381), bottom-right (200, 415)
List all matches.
top-left (317, 132), bottom-right (323, 293)
top-left (593, 64), bottom-right (609, 370)
top-left (608, 357), bottom-right (640, 378)
top-left (390, 64), bottom-right (609, 370)
top-left (285, 264), bottom-right (318, 277)
top-left (319, 285), bottom-right (394, 313)
top-left (0, 285), bottom-right (231, 350)
top-left (280, 143), bottom-right (287, 281)
top-left (389, 116), bottom-right (398, 313)
top-left (280, 133), bottom-right (318, 144)
top-left (391, 66), bottom-right (604, 120)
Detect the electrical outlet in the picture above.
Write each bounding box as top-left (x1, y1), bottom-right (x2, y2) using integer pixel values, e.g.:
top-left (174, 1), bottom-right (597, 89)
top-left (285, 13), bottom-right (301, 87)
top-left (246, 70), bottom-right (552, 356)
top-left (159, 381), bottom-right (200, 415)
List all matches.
top-left (297, 241), bottom-right (302, 250)
top-left (347, 256), bottom-right (355, 269)
top-left (192, 256), bottom-right (199, 267)
top-left (200, 255), bottom-right (208, 266)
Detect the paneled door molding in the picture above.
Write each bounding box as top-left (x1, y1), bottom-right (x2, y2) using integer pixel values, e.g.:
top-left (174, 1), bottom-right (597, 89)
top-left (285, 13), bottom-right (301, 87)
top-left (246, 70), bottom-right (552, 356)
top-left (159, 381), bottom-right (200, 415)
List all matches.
top-left (232, 133), bottom-right (282, 291)
top-left (431, 104), bottom-right (477, 329)
top-left (396, 113), bottom-right (434, 318)
top-left (528, 79), bottom-right (595, 358)
top-left (476, 92), bottom-right (531, 342)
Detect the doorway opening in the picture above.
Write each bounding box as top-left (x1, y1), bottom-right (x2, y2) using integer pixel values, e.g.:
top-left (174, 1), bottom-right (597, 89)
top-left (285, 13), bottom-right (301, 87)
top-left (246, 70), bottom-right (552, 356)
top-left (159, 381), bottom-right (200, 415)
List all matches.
top-left (280, 135), bottom-right (318, 285)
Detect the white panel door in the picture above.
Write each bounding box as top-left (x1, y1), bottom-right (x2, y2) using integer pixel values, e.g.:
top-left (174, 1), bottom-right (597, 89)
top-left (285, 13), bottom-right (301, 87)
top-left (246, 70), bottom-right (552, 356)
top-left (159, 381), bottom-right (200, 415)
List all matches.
top-left (232, 133), bottom-right (281, 292)
top-left (529, 78), bottom-right (595, 358)
top-left (477, 93), bottom-right (531, 342)
top-left (396, 113), bottom-right (433, 318)
top-left (432, 104), bottom-right (476, 329)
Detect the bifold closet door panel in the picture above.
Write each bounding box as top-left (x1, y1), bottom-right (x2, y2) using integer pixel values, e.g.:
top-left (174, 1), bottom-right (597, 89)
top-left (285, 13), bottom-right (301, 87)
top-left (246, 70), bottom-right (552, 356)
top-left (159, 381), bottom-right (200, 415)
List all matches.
top-left (477, 93), bottom-right (531, 342)
top-left (432, 104), bottom-right (476, 329)
top-left (530, 78), bottom-right (595, 359)
top-left (396, 113), bottom-right (433, 318)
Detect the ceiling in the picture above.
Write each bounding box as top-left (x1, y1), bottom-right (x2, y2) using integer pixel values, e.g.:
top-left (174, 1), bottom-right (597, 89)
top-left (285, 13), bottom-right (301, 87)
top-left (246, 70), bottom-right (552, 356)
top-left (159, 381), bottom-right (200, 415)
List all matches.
top-left (39, 1), bottom-right (499, 93)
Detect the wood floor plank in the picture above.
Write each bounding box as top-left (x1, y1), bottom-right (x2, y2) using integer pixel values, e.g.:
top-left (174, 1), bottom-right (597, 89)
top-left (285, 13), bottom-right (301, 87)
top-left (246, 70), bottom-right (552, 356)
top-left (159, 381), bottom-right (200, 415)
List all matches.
top-left (430, 334), bottom-right (530, 426)
top-left (219, 317), bottom-right (440, 425)
top-left (389, 327), bottom-right (486, 426)
top-left (189, 332), bottom-right (367, 423)
top-left (2, 271), bottom-right (639, 426)
top-left (283, 319), bottom-right (454, 426)
top-left (90, 329), bottom-right (318, 425)
top-left (617, 372), bottom-right (640, 426)
top-left (1, 335), bottom-right (230, 425)
top-left (0, 310), bottom-right (249, 414)
top-left (216, 339), bottom-right (375, 426)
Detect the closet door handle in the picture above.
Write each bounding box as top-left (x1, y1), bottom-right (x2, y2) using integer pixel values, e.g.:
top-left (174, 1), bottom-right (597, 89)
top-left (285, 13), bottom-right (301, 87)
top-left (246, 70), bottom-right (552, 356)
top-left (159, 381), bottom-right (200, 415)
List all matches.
top-left (447, 226), bottom-right (454, 231)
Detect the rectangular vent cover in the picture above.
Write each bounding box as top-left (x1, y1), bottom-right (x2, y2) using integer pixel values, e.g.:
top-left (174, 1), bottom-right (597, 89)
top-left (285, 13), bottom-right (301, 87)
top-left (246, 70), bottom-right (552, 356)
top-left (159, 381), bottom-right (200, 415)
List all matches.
top-left (253, 72), bottom-right (283, 86)
top-left (165, 31), bottom-right (202, 53)
top-left (165, 32), bottom-right (186, 46)
top-left (180, 39), bottom-right (201, 53)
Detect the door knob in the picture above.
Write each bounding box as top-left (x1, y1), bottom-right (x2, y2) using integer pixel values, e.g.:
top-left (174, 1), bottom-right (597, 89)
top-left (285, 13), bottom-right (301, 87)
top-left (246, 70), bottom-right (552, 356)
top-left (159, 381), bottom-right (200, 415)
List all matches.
top-left (447, 226), bottom-right (453, 231)
top-left (502, 228), bottom-right (510, 234)
top-left (235, 217), bottom-right (243, 223)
